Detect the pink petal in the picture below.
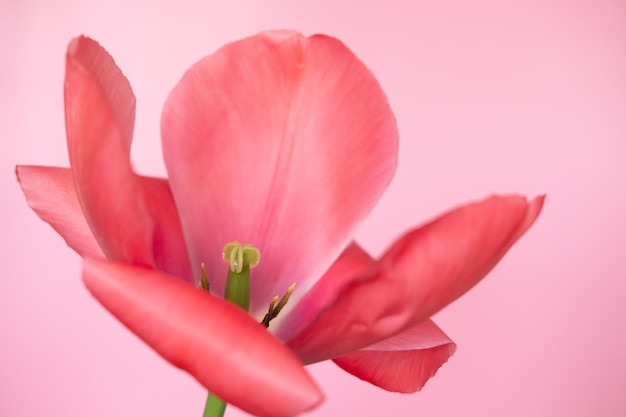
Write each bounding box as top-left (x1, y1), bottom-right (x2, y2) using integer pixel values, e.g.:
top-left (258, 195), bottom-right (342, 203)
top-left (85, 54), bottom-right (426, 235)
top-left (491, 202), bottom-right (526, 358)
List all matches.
top-left (333, 319), bottom-right (456, 393)
top-left (274, 242), bottom-right (375, 341)
top-left (16, 165), bottom-right (104, 258)
top-left (161, 31), bottom-right (398, 315)
top-left (64, 36), bottom-right (151, 267)
top-left (135, 175), bottom-right (193, 281)
top-left (64, 36), bottom-right (192, 281)
top-left (288, 195), bottom-right (545, 364)
top-left (16, 164), bottom-right (193, 282)
top-left (82, 258), bottom-right (323, 417)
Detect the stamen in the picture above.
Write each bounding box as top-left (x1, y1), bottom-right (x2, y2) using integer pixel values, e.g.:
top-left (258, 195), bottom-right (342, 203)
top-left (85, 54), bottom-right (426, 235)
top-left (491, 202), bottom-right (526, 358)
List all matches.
top-left (198, 262), bottom-right (210, 291)
top-left (276, 283), bottom-right (296, 312)
top-left (269, 295), bottom-right (279, 311)
top-left (261, 283), bottom-right (296, 328)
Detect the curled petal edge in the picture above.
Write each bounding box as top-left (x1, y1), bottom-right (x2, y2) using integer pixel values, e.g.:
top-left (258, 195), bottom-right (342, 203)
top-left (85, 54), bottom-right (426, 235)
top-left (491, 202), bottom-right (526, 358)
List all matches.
top-left (16, 165), bottom-right (104, 259)
top-left (333, 319), bottom-right (456, 393)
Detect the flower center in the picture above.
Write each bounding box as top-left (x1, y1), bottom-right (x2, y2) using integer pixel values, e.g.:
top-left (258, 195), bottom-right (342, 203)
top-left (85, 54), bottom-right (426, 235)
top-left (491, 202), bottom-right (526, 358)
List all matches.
top-left (198, 241), bottom-right (294, 328)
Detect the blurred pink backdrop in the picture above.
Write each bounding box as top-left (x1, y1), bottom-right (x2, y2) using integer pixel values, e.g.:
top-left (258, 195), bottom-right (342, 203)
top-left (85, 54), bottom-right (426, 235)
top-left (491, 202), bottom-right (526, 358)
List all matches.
top-left (1, 0), bottom-right (625, 416)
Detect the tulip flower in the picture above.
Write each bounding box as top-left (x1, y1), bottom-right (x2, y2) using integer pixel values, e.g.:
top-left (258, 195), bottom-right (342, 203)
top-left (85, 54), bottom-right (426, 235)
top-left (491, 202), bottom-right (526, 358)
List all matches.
top-left (17, 31), bottom-right (544, 417)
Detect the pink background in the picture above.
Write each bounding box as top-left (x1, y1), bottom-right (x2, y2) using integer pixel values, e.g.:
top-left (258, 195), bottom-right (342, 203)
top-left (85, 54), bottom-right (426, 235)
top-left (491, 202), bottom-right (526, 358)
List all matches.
top-left (2, 0), bottom-right (625, 416)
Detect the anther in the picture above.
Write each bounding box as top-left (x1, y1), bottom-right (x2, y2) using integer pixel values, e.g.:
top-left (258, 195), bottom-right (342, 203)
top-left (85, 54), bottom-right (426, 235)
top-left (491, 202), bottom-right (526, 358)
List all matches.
top-left (261, 283), bottom-right (296, 328)
top-left (198, 262), bottom-right (210, 291)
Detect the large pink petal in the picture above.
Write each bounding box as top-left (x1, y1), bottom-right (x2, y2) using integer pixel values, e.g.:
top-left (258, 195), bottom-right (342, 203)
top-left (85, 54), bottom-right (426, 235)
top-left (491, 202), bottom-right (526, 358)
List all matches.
top-left (289, 195), bottom-right (544, 364)
top-left (64, 36), bottom-right (191, 281)
top-left (65, 36), bottom-right (150, 266)
top-left (161, 31), bottom-right (398, 316)
top-left (16, 165), bottom-right (104, 258)
top-left (82, 259), bottom-right (322, 417)
top-left (333, 319), bottom-right (456, 393)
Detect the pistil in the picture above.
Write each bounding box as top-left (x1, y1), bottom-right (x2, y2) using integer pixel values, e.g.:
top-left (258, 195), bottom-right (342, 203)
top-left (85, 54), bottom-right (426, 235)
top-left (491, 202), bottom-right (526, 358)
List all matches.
top-left (221, 242), bottom-right (260, 311)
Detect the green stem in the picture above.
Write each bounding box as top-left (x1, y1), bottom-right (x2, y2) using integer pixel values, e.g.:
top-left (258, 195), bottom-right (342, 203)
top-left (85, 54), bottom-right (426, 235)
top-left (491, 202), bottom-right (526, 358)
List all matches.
top-left (203, 393), bottom-right (227, 417)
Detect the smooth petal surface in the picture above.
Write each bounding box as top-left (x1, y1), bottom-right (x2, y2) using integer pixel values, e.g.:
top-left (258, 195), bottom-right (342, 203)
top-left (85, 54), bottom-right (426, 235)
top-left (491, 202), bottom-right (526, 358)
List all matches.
top-left (65, 36), bottom-right (151, 266)
top-left (162, 31), bottom-right (398, 316)
top-left (289, 195), bottom-right (545, 364)
top-left (82, 259), bottom-right (322, 417)
top-left (64, 36), bottom-right (191, 281)
top-left (333, 319), bottom-right (456, 393)
top-left (16, 165), bottom-right (104, 258)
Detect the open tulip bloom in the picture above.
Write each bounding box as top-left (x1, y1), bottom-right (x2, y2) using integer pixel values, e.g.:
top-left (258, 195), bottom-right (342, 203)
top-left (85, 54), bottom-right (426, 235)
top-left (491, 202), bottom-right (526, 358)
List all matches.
top-left (17, 31), bottom-right (543, 417)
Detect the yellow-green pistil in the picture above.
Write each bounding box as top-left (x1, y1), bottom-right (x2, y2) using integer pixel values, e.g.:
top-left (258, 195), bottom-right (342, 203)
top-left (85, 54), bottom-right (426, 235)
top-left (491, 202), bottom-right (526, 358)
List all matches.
top-left (222, 242), bottom-right (260, 311)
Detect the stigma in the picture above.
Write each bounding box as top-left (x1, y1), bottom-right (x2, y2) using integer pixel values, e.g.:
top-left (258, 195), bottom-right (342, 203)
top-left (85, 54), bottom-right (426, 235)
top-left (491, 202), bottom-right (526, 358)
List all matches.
top-left (222, 242), bottom-right (260, 273)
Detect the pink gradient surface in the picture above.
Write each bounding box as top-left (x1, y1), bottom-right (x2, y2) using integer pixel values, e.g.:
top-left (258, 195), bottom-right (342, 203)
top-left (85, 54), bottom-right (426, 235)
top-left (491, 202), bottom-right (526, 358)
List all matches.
top-left (2, 1), bottom-right (625, 416)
